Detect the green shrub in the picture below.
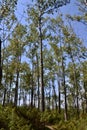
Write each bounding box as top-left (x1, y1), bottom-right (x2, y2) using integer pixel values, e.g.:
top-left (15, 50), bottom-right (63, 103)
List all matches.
top-left (40, 110), bottom-right (63, 124)
top-left (9, 106), bottom-right (42, 130)
top-left (1, 105), bottom-right (87, 130)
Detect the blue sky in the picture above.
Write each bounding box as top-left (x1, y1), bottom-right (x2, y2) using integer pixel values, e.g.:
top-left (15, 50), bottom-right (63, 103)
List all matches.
top-left (15, 0), bottom-right (87, 47)
top-left (59, 0), bottom-right (87, 47)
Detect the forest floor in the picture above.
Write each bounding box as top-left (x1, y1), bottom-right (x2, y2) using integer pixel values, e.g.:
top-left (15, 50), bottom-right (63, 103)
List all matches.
top-left (1, 105), bottom-right (87, 130)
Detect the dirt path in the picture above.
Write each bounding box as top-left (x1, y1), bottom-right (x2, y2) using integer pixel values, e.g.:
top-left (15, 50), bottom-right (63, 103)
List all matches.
top-left (45, 125), bottom-right (56, 130)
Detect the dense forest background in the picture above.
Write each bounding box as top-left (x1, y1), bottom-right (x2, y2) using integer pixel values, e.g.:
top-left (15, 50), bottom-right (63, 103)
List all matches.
top-left (0, 0), bottom-right (87, 130)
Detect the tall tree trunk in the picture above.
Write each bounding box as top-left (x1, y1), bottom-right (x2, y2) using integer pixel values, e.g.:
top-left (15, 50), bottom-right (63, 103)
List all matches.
top-left (36, 53), bottom-right (40, 110)
top-left (31, 56), bottom-right (34, 107)
top-left (60, 39), bottom-right (67, 120)
top-left (52, 90), bottom-right (55, 110)
top-left (52, 79), bottom-right (57, 110)
top-left (73, 63), bottom-right (79, 118)
top-left (18, 84), bottom-right (22, 106)
top-left (3, 87), bottom-right (7, 106)
top-left (61, 55), bottom-right (67, 121)
top-left (57, 74), bottom-right (61, 113)
top-left (0, 39), bottom-right (2, 88)
top-left (8, 76), bottom-right (13, 104)
top-left (14, 45), bottom-right (21, 106)
top-left (34, 94), bottom-right (35, 107)
top-left (48, 81), bottom-right (51, 110)
top-left (14, 70), bottom-right (19, 106)
top-left (3, 64), bottom-right (9, 106)
top-left (69, 45), bottom-right (79, 118)
top-left (83, 80), bottom-right (87, 113)
top-left (39, 16), bottom-right (45, 112)
top-left (86, 97), bottom-right (87, 113)
top-left (23, 91), bottom-right (27, 106)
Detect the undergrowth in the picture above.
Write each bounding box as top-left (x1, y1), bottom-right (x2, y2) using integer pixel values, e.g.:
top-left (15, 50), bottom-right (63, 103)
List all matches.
top-left (0, 105), bottom-right (87, 130)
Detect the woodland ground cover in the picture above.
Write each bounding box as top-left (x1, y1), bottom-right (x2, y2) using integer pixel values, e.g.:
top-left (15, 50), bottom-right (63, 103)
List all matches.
top-left (0, 105), bottom-right (87, 130)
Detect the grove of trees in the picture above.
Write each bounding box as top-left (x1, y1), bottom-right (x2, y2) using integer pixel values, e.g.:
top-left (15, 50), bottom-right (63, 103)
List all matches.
top-left (0, 0), bottom-right (87, 130)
